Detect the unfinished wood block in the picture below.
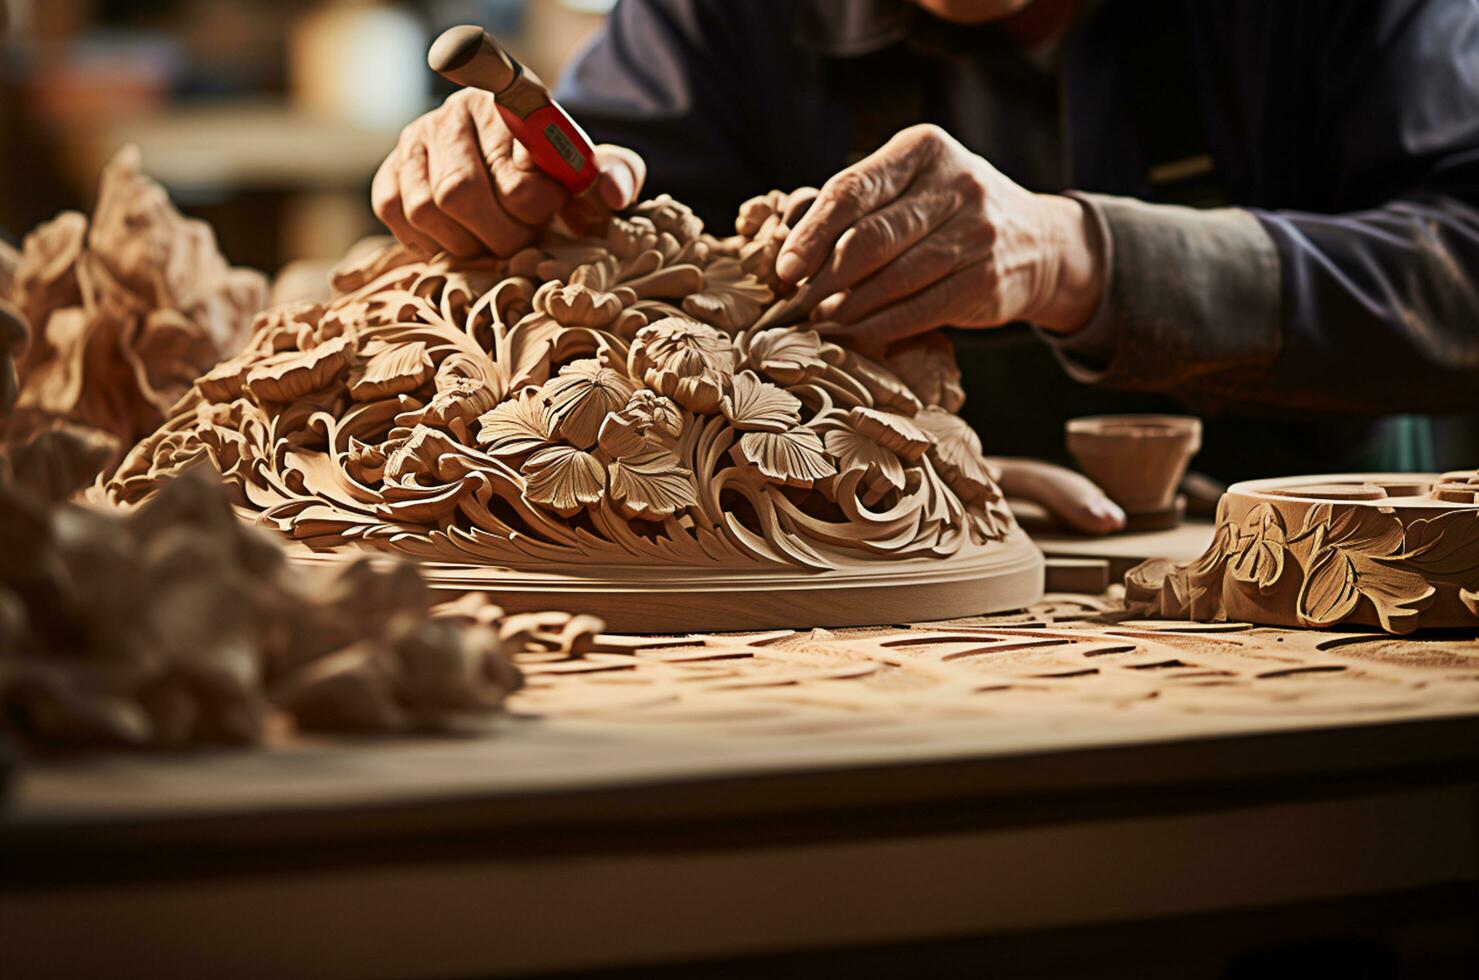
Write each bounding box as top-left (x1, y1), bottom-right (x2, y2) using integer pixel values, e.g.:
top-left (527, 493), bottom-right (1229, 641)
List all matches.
top-left (1044, 557), bottom-right (1111, 595)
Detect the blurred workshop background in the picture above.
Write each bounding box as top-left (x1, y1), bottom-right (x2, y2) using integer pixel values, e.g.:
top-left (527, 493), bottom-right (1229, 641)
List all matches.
top-left (2, 0), bottom-right (1475, 466)
top-left (0, 0), bottom-right (608, 272)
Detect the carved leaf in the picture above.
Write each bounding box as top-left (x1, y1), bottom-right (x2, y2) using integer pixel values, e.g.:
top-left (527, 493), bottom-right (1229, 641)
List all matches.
top-left (629, 316), bottom-right (737, 413)
top-left (1229, 502), bottom-right (1286, 593)
top-left (597, 389), bottom-right (683, 459)
top-left (540, 358), bottom-right (636, 449)
top-left (721, 370), bottom-right (801, 433)
top-left (522, 445), bottom-right (606, 516)
top-left (1347, 554), bottom-right (1435, 633)
top-left (608, 449), bottom-right (696, 520)
top-left (475, 392), bottom-right (552, 458)
top-left (746, 328), bottom-right (826, 385)
top-left (913, 407), bottom-right (995, 503)
top-left (347, 340), bottom-right (434, 401)
top-left (733, 426), bottom-right (836, 488)
top-left (1398, 510), bottom-right (1479, 584)
top-left (1462, 587), bottom-right (1479, 617)
top-left (848, 406), bottom-right (930, 463)
top-left (1297, 538), bottom-right (1435, 634)
top-left (683, 259), bottom-right (773, 331)
top-left (1298, 502), bottom-right (1403, 555)
top-left (824, 425), bottom-right (905, 496)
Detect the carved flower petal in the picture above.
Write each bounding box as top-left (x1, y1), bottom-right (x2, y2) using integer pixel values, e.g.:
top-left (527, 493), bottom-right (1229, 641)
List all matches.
top-left (629, 316), bottom-right (737, 413)
top-left (632, 193), bottom-right (703, 243)
top-left (522, 445), bottom-right (606, 517)
top-left (746, 327), bottom-right (826, 385)
top-left (733, 426), bottom-right (836, 488)
top-left (347, 340), bottom-right (434, 402)
top-left (847, 406), bottom-right (931, 463)
top-left (383, 425), bottom-right (463, 485)
top-left (534, 281), bottom-right (624, 328)
top-left (540, 358), bottom-right (636, 449)
top-left (242, 333), bottom-right (354, 404)
top-left (608, 449), bottom-right (696, 520)
top-left (722, 370), bottom-right (801, 433)
top-left (475, 392), bottom-right (552, 458)
top-left (597, 389), bottom-right (683, 458)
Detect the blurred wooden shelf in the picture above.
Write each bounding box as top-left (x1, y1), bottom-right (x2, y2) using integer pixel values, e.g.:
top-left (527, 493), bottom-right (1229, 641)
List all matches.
top-left (71, 101), bottom-right (413, 193)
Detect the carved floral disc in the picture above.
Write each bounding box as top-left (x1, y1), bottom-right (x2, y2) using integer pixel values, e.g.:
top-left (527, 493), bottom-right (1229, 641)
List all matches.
top-left (1126, 472), bottom-right (1479, 634)
top-left (103, 189), bottom-right (1041, 628)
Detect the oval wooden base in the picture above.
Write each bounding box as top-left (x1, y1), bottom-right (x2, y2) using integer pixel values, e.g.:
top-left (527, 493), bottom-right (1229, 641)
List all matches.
top-left (1126, 472), bottom-right (1479, 634)
top-left (286, 530), bottom-right (1045, 633)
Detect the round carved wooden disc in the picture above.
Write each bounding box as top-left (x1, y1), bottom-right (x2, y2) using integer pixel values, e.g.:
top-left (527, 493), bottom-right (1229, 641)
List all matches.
top-left (287, 528), bottom-right (1045, 633)
top-left (1126, 472), bottom-right (1479, 634)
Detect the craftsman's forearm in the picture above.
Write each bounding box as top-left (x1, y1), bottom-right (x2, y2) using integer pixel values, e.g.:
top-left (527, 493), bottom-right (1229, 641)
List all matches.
top-left (1042, 192), bottom-right (1479, 414)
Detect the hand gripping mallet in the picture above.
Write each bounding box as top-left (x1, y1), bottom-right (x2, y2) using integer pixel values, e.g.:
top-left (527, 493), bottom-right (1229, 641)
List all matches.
top-left (428, 25), bottom-right (611, 237)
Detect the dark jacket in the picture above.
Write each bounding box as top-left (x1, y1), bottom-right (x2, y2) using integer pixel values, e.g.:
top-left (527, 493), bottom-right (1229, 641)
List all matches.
top-left (556, 0), bottom-right (1479, 476)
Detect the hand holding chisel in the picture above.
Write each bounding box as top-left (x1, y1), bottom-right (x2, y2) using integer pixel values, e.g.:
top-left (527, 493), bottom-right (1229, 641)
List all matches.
top-left (372, 26), bottom-right (644, 255)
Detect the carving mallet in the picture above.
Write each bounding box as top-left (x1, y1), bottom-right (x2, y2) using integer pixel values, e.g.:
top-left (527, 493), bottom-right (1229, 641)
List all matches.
top-left (428, 25), bottom-right (610, 236)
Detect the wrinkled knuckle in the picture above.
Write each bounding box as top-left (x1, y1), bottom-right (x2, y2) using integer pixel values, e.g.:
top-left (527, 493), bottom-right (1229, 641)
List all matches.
top-left (370, 170), bottom-right (398, 215)
top-left (402, 190), bottom-right (436, 226)
top-left (501, 180), bottom-right (560, 223)
top-left (446, 88), bottom-right (478, 109)
top-left (858, 213), bottom-right (898, 255)
top-left (953, 171), bottom-right (987, 205)
top-left (431, 168), bottom-right (479, 209)
top-left (912, 123), bottom-right (947, 145)
top-left (827, 170), bottom-right (870, 207)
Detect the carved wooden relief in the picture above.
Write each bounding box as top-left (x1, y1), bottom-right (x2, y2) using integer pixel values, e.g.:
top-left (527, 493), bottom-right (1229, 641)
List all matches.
top-left (1125, 473), bottom-right (1479, 634)
top-left (3, 147), bottom-right (267, 458)
top-left (101, 189), bottom-right (1042, 629)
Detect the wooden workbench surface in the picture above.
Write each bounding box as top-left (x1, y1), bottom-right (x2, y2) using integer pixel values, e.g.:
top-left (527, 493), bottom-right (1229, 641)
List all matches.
top-left (5, 590), bottom-right (1478, 978)
top-left (6, 590), bottom-right (1479, 838)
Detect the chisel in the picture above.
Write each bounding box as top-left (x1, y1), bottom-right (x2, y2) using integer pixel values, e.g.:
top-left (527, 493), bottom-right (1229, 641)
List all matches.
top-left (428, 25), bottom-right (610, 236)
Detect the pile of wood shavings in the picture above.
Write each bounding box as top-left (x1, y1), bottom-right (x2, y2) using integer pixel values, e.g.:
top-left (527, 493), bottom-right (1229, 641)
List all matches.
top-left (1, 145), bottom-right (268, 465)
top-left (0, 432), bottom-right (612, 750)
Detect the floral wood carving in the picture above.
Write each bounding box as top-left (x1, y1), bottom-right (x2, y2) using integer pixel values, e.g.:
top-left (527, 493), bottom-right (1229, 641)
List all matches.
top-left (100, 187), bottom-right (1037, 626)
top-left (1125, 473), bottom-right (1479, 634)
top-left (4, 147), bottom-right (267, 464)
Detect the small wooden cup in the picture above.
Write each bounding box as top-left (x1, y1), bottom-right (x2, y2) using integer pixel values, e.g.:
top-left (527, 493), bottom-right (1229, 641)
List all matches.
top-left (1066, 415), bottom-right (1202, 516)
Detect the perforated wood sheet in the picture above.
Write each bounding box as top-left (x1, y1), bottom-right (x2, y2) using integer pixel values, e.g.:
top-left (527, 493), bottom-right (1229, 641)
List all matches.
top-left (11, 593), bottom-right (1479, 827)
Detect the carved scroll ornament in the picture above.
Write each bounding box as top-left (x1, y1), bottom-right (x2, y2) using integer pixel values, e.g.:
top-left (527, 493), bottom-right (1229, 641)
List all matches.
top-left (102, 189), bottom-right (1027, 593)
top-left (1126, 473), bottom-right (1479, 634)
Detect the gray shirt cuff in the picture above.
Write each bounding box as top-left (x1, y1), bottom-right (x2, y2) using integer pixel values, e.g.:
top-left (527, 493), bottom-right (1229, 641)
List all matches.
top-left (1037, 192), bottom-right (1282, 391)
